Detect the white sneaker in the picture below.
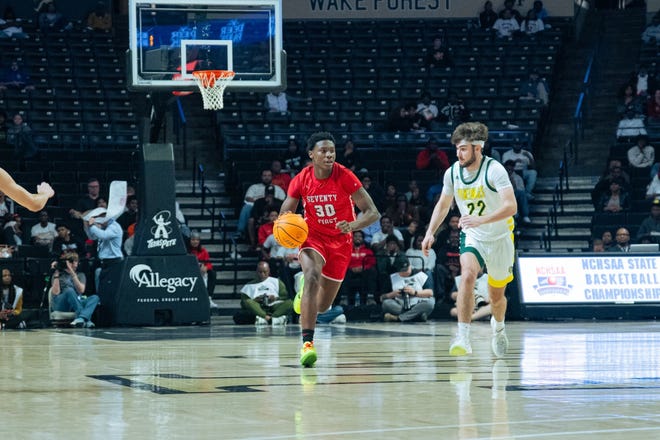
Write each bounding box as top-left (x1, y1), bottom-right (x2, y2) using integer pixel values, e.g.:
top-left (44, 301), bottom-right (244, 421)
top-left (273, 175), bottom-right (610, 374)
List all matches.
top-left (449, 335), bottom-right (472, 356)
top-left (209, 297), bottom-right (219, 309)
top-left (271, 315), bottom-right (287, 326)
top-left (255, 316), bottom-right (268, 326)
top-left (330, 314), bottom-right (346, 324)
top-left (491, 317), bottom-right (509, 358)
top-left (70, 317), bottom-right (85, 327)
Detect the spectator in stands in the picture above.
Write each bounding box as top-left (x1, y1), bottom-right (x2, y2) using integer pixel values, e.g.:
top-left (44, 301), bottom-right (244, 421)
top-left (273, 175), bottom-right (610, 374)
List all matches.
top-left (370, 215), bottom-right (403, 254)
top-left (520, 69), bottom-right (549, 105)
top-left (501, 141), bottom-right (537, 199)
top-left (69, 178), bottom-right (101, 224)
top-left (597, 176), bottom-right (630, 213)
top-left (0, 267), bottom-right (26, 329)
top-left (51, 222), bottom-right (85, 258)
top-left (7, 113), bottom-right (38, 160)
top-left (281, 138), bottom-right (304, 176)
top-left (520, 10), bottom-right (545, 35)
top-left (0, 191), bottom-right (11, 222)
top-left (591, 159), bottom-right (631, 207)
top-left (236, 261), bottom-right (292, 326)
top-left (265, 91), bottom-right (289, 113)
top-left (440, 92), bottom-right (470, 125)
top-left (31, 210), bottom-right (57, 250)
top-left (385, 194), bottom-right (419, 228)
top-left (383, 183), bottom-right (400, 213)
top-left (601, 230), bottom-right (614, 249)
top-left (50, 251), bottom-right (99, 328)
top-left (86, 1), bottom-right (112, 32)
top-left (382, 258), bottom-right (435, 323)
top-left (479, 1), bottom-right (498, 29)
top-left (416, 92), bottom-right (439, 130)
top-left (0, 60), bottom-right (34, 92)
top-left (646, 169), bottom-right (660, 199)
top-left (627, 135), bottom-right (655, 169)
top-left (635, 198), bottom-right (660, 244)
top-left (270, 159), bottom-right (291, 193)
top-left (356, 209), bottom-right (381, 246)
top-left (340, 230), bottom-right (377, 306)
top-left (641, 14), bottom-right (660, 44)
top-left (647, 88), bottom-right (660, 125)
top-left (608, 227), bottom-right (632, 252)
top-left (629, 66), bottom-right (655, 98)
top-left (0, 7), bottom-right (27, 39)
top-left (591, 238), bottom-right (605, 252)
top-left (339, 139), bottom-right (364, 173)
top-left (38, 2), bottom-right (72, 33)
top-left (117, 195), bottom-right (138, 235)
top-left (406, 234), bottom-right (436, 276)
top-left (187, 230), bottom-right (218, 309)
top-left (84, 207), bottom-right (123, 296)
top-left (493, 8), bottom-right (520, 38)
top-left (387, 104), bottom-right (422, 132)
top-left (435, 228), bottom-right (462, 300)
top-left (0, 110), bottom-right (7, 147)
top-left (375, 234), bottom-right (408, 293)
top-left (248, 185), bottom-right (282, 249)
top-left (450, 269), bottom-right (491, 321)
top-left (257, 209), bottom-right (278, 248)
top-left (236, 169), bottom-right (285, 238)
top-left (400, 220), bottom-right (419, 251)
top-left (530, 1), bottom-right (549, 22)
top-left (416, 139), bottom-right (450, 175)
top-left (435, 212), bottom-right (461, 248)
top-left (425, 48), bottom-right (454, 70)
top-left (616, 83), bottom-right (646, 140)
top-left (3, 213), bottom-right (21, 246)
top-left (498, 0), bottom-right (522, 22)
top-left (360, 173), bottom-right (386, 213)
top-left (262, 230), bottom-right (300, 297)
top-left (504, 160), bottom-right (532, 224)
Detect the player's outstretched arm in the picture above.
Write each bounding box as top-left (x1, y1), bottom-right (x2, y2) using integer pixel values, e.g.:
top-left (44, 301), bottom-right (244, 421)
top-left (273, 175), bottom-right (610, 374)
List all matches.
top-left (0, 168), bottom-right (54, 212)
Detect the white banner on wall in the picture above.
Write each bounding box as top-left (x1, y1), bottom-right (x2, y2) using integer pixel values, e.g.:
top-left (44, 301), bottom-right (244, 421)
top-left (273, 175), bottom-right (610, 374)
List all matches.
top-left (282, 0), bottom-right (575, 19)
top-left (517, 255), bottom-right (660, 304)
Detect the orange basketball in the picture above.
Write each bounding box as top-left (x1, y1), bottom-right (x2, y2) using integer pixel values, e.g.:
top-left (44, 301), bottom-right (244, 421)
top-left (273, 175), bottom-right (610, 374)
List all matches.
top-left (273, 213), bottom-right (308, 248)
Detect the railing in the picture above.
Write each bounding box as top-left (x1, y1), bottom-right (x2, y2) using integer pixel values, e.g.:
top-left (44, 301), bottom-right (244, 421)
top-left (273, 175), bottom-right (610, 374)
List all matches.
top-left (573, 10), bottom-right (601, 160)
top-left (173, 98), bottom-right (189, 169)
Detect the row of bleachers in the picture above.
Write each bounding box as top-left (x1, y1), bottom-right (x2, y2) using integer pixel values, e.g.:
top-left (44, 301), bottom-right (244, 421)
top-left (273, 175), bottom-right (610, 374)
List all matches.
top-left (221, 17), bottom-right (563, 162)
top-left (0, 27), bottom-right (138, 150)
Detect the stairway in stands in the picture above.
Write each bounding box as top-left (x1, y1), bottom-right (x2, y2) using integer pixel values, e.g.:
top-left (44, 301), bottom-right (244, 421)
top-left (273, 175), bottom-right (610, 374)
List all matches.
top-left (525, 7), bottom-right (648, 252)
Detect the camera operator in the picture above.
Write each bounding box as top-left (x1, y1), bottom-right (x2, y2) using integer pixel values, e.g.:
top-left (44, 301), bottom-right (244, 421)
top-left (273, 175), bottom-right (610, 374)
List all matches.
top-left (380, 259), bottom-right (435, 323)
top-left (50, 251), bottom-right (99, 328)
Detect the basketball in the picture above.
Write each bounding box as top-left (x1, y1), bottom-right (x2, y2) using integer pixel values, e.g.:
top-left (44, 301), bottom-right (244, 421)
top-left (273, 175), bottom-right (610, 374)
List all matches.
top-left (273, 213), bottom-right (308, 248)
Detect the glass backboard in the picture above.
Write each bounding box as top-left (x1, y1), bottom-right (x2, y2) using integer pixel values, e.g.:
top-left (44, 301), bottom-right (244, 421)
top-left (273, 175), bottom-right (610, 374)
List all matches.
top-left (128, 0), bottom-right (284, 91)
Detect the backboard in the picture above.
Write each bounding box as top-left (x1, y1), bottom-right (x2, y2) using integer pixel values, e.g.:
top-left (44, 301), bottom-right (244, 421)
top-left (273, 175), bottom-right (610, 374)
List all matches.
top-left (128, 0), bottom-right (284, 91)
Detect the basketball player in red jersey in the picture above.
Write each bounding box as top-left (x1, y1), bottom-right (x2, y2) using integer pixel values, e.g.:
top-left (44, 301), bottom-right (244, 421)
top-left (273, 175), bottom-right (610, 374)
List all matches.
top-left (0, 168), bottom-right (54, 212)
top-left (280, 132), bottom-right (380, 367)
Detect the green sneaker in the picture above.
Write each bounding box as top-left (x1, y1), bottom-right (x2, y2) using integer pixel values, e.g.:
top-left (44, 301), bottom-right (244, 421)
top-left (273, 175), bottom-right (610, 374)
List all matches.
top-left (300, 341), bottom-right (317, 368)
top-left (293, 289), bottom-right (302, 314)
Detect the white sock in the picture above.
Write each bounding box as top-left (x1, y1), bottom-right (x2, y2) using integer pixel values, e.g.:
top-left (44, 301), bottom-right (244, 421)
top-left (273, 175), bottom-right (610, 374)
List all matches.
top-left (493, 319), bottom-right (505, 332)
top-left (457, 322), bottom-right (471, 338)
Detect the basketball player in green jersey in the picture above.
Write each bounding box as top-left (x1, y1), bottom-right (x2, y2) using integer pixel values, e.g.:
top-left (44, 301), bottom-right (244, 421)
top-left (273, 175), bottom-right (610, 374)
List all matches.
top-left (422, 122), bottom-right (517, 357)
top-left (0, 167), bottom-right (54, 212)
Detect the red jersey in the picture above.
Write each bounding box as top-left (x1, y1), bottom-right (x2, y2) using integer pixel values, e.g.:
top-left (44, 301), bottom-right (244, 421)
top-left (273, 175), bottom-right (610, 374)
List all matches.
top-left (288, 163), bottom-right (362, 237)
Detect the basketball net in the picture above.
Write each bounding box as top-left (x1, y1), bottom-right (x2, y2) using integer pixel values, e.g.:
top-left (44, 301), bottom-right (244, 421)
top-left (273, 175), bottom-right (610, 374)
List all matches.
top-left (192, 70), bottom-right (235, 110)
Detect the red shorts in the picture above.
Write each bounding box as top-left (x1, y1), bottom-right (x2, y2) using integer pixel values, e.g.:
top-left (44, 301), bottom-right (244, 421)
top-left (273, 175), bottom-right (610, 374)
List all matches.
top-left (300, 231), bottom-right (352, 282)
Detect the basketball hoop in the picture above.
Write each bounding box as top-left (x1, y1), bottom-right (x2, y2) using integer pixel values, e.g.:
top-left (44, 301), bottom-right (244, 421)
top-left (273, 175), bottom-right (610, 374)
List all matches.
top-left (192, 70), bottom-right (235, 110)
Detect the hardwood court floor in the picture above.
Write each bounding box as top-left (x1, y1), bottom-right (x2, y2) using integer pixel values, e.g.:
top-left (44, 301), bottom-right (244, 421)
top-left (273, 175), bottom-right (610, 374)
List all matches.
top-left (2, 319), bottom-right (660, 439)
